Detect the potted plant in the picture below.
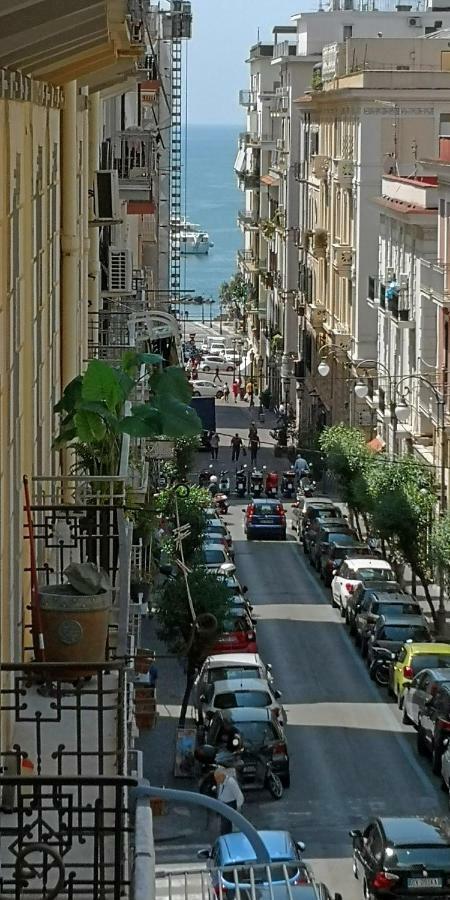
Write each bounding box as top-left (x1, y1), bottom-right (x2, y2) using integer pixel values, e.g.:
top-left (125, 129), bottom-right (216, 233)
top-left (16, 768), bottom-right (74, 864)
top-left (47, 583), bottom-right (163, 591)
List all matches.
top-left (38, 562), bottom-right (112, 679)
top-left (130, 566), bottom-right (152, 605)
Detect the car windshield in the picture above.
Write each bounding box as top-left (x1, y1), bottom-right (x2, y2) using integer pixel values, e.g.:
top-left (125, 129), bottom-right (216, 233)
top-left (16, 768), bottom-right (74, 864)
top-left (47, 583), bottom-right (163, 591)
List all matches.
top-left (380, 625), bottom-right (429, 641)
top-left (359, 568), bottom-right (393, 581)
top-left (412, 655), bottom-right (450, 673)
top-left (254, 504), bottom-right (279, 515)
top-left (209, 667), bottom-right (260, 683)
top-left (376, 603), bottom-right (421, 616)
top-left (318, 510), bottom-right (341, 519)
top-left (386, 847), bottom-right (450, 869)
top-left (215, 691), bottom-right (271, 709)
top-left (206, 524), bottom-right (226, 534)
top-left (203, 549), bottom-right (225, 564)
top-left (327, 532), bottom-right (355, 544)
top-left (237, 720), bottom-right (279, 747)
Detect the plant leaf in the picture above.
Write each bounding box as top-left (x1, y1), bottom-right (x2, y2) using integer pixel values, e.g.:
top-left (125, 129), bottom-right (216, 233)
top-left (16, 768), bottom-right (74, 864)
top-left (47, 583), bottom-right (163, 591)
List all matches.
top-left (156, 367), bottom-right (192, 403)
top-left (111, 366), bottom-right (135, 401)
top-left (157, 398), bottom-right (201, 438)
top-left (54, 376), bottom-right (83, 413)
top-left (76, 401), bottom-right (117, 426)
top-left (82, 360), bottom-right (125, 412)
top-left (74, 409), bottom-right (107, 443)
top-left (136, 352), bottom-right (164, 366)
top-left (117, 412), bottom-right (162, 437)
top-left (53, 426), bottom-right (77, 449)
top-left (130, 403), bottom-right (161, 421)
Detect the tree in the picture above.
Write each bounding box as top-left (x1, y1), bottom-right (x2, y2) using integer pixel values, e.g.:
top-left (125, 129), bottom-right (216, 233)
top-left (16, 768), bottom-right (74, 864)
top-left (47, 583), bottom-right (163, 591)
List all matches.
top-left (319, 424), bottom-right (375, 536)
top-left (155, 567), bottom-right (232, 725)
top-left (155, 484), bottom-right (211, 562)
top-left (430, 513), bottom-right (450, 608)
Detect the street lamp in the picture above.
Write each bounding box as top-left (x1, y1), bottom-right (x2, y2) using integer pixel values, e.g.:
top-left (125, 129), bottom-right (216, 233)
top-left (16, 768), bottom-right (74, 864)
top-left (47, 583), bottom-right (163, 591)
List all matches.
top-left (354, 381), bottom-right (369, 400)
top-left (317, 361), bottom-right (330, 378)
top-left (394, 399), bottom-right (410, 424)
top-left (250, 350), bottom-right (255, 406)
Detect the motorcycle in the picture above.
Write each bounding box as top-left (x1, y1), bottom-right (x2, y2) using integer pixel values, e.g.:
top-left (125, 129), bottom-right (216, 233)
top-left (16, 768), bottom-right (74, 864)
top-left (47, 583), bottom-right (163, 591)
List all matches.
top-left (301, 478), bottom-right (316, 498)
top-left (235, 466), bottom-right (248, 497)
top-left (198, 469), bottom-right (210, 488)
top-left (269, 427), bottom-right (288, 447)
top-left (265, 471), bottom-right (279, 498)
top-left (250, 468), bottom-right (264, 498)
top-left (219, 470), bottom-right (231, 495)
top-left (196, 743), bottom-right (283, 801)
top-left (213, 493), bottom-right (229, 515)
top-left (369, 647), bottom-right (395, 686)
top-left (281, 470), bottom-right (296, 498)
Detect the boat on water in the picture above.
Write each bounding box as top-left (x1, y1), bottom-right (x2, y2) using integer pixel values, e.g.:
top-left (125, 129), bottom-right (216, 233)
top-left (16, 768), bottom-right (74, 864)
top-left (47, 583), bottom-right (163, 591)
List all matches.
top-left (172, 218), bottom-right (214, 255)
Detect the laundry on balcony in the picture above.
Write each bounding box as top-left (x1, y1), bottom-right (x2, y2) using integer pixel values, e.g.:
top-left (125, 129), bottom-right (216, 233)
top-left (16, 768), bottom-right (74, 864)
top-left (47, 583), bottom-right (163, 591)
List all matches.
top-left (386, 278), bottom-right (400, 302)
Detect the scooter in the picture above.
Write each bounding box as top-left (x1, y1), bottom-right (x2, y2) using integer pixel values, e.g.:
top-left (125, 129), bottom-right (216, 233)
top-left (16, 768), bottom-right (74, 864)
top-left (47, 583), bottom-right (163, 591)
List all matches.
top-left (369, 647), bottom-right (395, 686)
top-left (213, 493), bottom-right (229, 515)
top-left (198, 469), bottom-right (210, 488)
top-left (219, 470), bottom-right (231, 495)
top-left (196, 743), bottom-right (283, 801)
top-left (250, 468), bottom-right (264, 498)
top-left (301, 478), bottom-right (316, 498)
top-left (281, 470), bottom-right (296, 498)
top-left (235, 465), bottom-right (248, 497)
top-left (265, 471), bottom-right (279, 498)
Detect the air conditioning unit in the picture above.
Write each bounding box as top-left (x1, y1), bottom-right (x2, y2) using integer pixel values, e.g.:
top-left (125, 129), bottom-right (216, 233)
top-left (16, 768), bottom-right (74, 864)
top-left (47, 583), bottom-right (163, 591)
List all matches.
top-left (94, 170), bottom-right (121, 221)
top-left (399, 272), bottom-right (409, 289)
top-left (408, 16), bottom-right (421, 25)
top-left (107, 248), bottom-right (133, 294)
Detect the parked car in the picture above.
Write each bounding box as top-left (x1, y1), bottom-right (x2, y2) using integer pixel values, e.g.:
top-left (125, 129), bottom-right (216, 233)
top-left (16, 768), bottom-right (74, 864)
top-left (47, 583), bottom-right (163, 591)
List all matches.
top-left (199, 355), bottom-right (234, 373)
top-left (347, 581), bottom-right (404, 634)
top-left (211, 610), bottom-right (258, 655)
top-left (354, 591), bottom-right (420, 656)
top-left (389, 642), bottom-right (450, 706)
top-left (193, 653), bottom-right (274, 707)
top-left (204, 517), bottom-right (233, 550)
top-left (304, 519), bottom-right (353, 559)
top-left (403, 668), bottom-right (450, 728)
top-left (417, 681), bottom-right (450, 773)
top-left (191, 378), bottom-right (223, 399)
top-left (310, 526), bottom-right (358, 572)
top-left (240, 885), bottom-right (342, 900)
top-left (197, 831), bottom-right (308, 894)
top-left (204, 707), bottom-right (290, 786)
top-left (439, 741), bottom-right (450, 796)
top-left (195, 677), bottom-right (285, 725)
top-left (367, 615), bottom-right (431, 668)
top-left (291, 499), bottom-right (340, 534)
top-left (320, 542), bottom-right (374, 587)
top-left (204, 530), bottom-right (235, 560)
top-left (223, 350), bottom-right (241, 365)
top-left (300, 503), bottom-right (345, 546)
top-left (200, 542), bottom-right (231, 570)
top-left (331, 558), bottom-right (395, 614)
top-left (244, 500), bottom-right (286, 540)
top-left (351, 816), bottom-right (450, 900)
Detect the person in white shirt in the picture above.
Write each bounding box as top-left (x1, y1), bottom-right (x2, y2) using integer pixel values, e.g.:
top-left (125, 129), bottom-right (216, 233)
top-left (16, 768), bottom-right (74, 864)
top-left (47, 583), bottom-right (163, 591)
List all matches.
top-left (214, 768), bottom-right (244, 835)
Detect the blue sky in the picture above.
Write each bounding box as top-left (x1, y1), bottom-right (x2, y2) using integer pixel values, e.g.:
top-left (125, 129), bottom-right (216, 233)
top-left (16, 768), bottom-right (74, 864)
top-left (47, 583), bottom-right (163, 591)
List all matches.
top-left (187, 0), bottom-right (303, 125)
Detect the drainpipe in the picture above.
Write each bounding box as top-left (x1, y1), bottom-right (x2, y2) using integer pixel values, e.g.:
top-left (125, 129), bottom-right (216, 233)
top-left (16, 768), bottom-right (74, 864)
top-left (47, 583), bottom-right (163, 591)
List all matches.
top-left (61, 79), bottom-right (80, 389)
top-left (88, 91), bottom-right (101, 347)
top-left (81, 86), bottom-right (90, 360)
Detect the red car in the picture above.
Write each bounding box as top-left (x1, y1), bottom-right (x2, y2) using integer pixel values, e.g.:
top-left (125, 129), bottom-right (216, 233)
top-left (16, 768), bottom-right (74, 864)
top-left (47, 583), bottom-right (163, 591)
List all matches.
top-left (212, 610), bottom-right (257, 655)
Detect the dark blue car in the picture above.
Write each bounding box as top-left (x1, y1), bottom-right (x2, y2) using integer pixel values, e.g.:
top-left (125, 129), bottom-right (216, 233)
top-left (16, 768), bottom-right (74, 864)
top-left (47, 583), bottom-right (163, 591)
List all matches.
top-left (244, 500), bottom-right (286, 540)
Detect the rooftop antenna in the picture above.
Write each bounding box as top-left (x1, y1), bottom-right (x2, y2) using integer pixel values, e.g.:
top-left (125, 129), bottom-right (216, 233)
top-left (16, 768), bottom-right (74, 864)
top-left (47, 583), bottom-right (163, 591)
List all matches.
top-left (257, 26), bottom-right (260, 43)
top-left (318, 0), bottom-right (323, 11)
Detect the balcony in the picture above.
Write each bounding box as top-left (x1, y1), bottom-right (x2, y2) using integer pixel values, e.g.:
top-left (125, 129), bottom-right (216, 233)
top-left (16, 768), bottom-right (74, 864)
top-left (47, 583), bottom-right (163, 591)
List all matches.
top-left (113, 131), bottom-right (155, 213)
top-left (270, 148), bottom-right (288, 173)
top-left (334, 244), bottom-right (353, 277)
top-left (238, 169), bottom-right (261, 189)
top-left (420, 259), bottom-right (450, 306)
top-left (238, 208), bottom-right (259, 230)
top-left (333, 158), bottom-right (354, 187)
top-left (239, 89), bottom-right (257, 108)
top-left (237, 249), bottom-right (264, 273)
top-left (312, 228), bottom-right (328, 259)
top-left (311, 155), bottom-right (329, 181)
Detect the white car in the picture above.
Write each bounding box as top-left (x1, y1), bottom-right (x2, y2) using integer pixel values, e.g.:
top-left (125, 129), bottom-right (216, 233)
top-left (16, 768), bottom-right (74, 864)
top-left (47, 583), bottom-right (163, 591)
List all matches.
top-left (190, 378), bottom-right (223, 399)
top-left (209, 342), bottom-right (226, 356)
top-left (331, 558), bottom-right (395, 614)
top-left (193, 653), bottom-right (274, 708)
top-left (201, 542), bottom-right (231, 570)
top-left (204, 530), bottom-right (235, 560)
top-left (223, 350), bottom-right (241, 365)
top-left (199, 355), bottom-right (234, 373)
top-left (195, 677), bottom-right (285, 725)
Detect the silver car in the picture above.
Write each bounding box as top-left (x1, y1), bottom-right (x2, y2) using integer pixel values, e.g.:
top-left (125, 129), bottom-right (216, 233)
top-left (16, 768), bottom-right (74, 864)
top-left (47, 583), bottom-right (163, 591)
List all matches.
top-left (195, 677), bottom-right (285, 727)
top-left (193, 653), bottom-right (274, 708)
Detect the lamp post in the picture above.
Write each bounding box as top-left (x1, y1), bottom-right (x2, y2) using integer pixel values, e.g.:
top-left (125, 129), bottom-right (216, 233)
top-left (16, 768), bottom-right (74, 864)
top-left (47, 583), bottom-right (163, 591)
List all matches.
top-left (281, 353), bottom-right (291, 411)
top-left (250, 349), bottom-right (255, 406)
top-left (317, 343), bottom-right (353, 426)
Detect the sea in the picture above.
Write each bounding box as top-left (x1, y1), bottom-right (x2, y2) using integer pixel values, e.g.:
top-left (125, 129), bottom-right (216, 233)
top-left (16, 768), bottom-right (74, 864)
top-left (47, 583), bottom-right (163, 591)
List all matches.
top-left (181, 123), bottom-right (242, 321)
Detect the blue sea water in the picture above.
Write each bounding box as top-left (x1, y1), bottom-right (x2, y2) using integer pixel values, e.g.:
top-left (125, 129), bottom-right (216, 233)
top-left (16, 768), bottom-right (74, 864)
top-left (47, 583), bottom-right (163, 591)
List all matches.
top-left (181, 124), bottom-right (242, 318)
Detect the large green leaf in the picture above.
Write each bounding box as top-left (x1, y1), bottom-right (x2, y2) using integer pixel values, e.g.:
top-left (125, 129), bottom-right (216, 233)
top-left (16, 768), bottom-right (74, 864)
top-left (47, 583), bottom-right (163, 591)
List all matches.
top-left (82, 360), bottom-right (125, 412)
top-left (111, 366), bottom-right (135, 402)
top-left (54, 375), bottom-right (83, 414)
top-left (117, 412), bottom-right (162, 437)
top-left (156, 366), bottom-right (191, 403)
top-left (74, 409), bottom-right (107, 443)
top-left (129, 403), bottom-right (161, 421)
top-left (76, 401), bottom-right (117, 427)
top-left (136, 352), bottom-right (164, 366)
top-left (53, 426), bottom-right (77, 449)
top-left (121, 350), bottom-right (163, 376)
top-left (157, 398), bottom-right (201, 438)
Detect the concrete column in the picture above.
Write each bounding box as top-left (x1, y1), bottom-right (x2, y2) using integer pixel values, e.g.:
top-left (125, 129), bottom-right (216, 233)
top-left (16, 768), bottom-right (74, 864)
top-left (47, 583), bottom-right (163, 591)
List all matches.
top-left (61, 80), bottom-right (80, 390)
top-left (88, 91), bottom-right (100, 345)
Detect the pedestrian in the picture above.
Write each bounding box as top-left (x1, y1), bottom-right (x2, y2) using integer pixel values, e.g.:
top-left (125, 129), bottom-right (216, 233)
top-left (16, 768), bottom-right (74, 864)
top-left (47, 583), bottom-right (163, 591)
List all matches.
top-left (249, 433), bottom-right (260, 464)
top-left (210, 430), bottom-right (220, 460)
top-left (148, 654), bottom-right (158, 696)
top-left (248, 422), bottom-right (258, 442)
top-left (246, 381), bottom-right (254, 406)
top-left (231, 433), bottom-right (243, 462)
top-left (213, 367), bottom-right (223, 385)
top-left (223, 384), bottom-right (230, 402)
top-left (231, 380), bottom-right (239, 403)
top-left (214, 768), bottom-right (244, 835)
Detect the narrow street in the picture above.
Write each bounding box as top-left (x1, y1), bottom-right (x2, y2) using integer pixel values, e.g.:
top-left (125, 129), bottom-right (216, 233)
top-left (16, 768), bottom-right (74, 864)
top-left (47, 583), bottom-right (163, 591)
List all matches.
top-left (149, 392), bottom-right (449, 900)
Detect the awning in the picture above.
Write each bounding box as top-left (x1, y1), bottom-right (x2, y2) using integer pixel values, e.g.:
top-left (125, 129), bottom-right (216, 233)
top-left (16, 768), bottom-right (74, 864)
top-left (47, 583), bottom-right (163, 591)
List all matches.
top-left (366, 436), bottom-right (386, 453)
top-left (234, 148), bottom-right (246, 174)
top-left (260, 174), bottom-right (279, 186)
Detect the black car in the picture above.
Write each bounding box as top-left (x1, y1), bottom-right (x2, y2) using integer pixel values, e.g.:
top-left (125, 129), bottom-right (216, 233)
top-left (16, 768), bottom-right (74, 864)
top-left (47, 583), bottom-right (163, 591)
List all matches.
top-left (367, 615), bottom-right (431, 667)
top-left (351, 816), bottom-right (450, 900)
top-left (309, 524), bottom-right (358, 570)
top-left (347, 581), bottom-right (403, 633)
top-left (354, 592), bottom-right (420, 656)
top-left (294, 500), bottom-right (342, 536)
top-left (320, 542), bottom-right (374, 587)
top-left (417, 682), bottom-right (450, 773)
top-left (204, 707), bottom-right (290, 787)
top-left (301, 504), bottom-right (345, 548)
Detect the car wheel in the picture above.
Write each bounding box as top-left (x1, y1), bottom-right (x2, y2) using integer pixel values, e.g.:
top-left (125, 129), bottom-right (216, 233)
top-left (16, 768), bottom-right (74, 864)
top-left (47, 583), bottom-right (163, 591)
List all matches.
top-left (330, 593), bottom-right (338, 608)
top-left (402, 703), bottom-right (411, 725)
top-left (216, 390), bottom-right (223, 399)
top-left (397, 692), bottom-right (404, 710)
top-left (193, 390), bottom-right (201, 397)
top-left (280, 772), bottom-right (290, 788)
top-left (417, 724), bottom-right (428, 756)
top-left (280, 531), bottom-right (286, 541)
top-left (203, 366), bottom-right (210, 372)
top-left (364, 880), bottom-right (374, 900)
top-left (226, 366), bottom-right (233, 372)
top-left (432, 744), bottom-right (443, 775)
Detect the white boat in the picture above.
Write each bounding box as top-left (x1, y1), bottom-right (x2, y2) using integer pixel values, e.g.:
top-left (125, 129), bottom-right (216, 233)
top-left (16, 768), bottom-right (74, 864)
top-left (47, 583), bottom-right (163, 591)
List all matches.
top-left (172, 218), bottom-right (214, 255)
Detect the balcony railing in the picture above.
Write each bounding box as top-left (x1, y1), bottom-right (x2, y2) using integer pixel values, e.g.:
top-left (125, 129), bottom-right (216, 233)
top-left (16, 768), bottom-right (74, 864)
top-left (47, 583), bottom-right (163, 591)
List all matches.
top-left (238, 170), bottom-right (261, 189)
top-left (420, 259), bottom-right (450, 305)
top-left (237, 249), bottom-right (265, 272)
top-left (239, 89), bottom-right (257, 107)
top-left (238, 209), bottom-right (259, 229)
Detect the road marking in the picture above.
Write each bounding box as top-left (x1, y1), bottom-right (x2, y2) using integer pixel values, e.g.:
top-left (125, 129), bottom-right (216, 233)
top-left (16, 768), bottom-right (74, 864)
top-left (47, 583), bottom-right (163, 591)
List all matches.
top-left (254, 604), bottom-right (343, 622)
top-left (283, 701), bottom-right (407, 732)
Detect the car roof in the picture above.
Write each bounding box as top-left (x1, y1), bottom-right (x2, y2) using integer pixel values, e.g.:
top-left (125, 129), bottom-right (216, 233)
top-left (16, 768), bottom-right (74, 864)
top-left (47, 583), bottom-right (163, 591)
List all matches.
top-left (213, 678), bottom-right (271, 694)
top-left (373, 593), bottom-right (417, 604)
top-left (360, 581), bottom-right (401, 594)
top-left (306, 501), bottom-right (338, 510)
top-left (379, 817), bottom-right (450, 847)
top-left (376, 615), bottom-right (427, 626)
top-left (206, 653), bottom-right (263, 668)
top-left (405, 642), bottom-right (450, 655)
top-left (418, 668), bottom-right (450, 681)
top-left (251, 499), bottom-right (280, 507)
top-left (331, 541), bottom-right (368, 549)
top-left (217, 830), bottom-right (296, 863)
top-left (250, 888), bottom-right (326, 900)
top-left (202, 543), bottom-right (227, 551)
top-left (347, 558), bottom-right (392, 568)
top-left (220, 707), bottom-right (273, 722)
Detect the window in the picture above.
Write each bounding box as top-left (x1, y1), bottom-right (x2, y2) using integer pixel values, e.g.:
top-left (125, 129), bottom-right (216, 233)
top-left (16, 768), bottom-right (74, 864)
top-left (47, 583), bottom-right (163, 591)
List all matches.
top-left (209, 667), bottom-right (260, 684)
top-left (214, 691), bottom-right (271, 709)
top-left (343, 24), bottom-right (353, 40)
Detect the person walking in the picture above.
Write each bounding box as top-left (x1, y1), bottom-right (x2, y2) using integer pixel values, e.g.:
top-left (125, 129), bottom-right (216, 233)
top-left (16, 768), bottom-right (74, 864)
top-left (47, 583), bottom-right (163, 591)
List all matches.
top-left (148, 654), bottom-right (158, 696)
top-left (231, 433), bottom-right (243, 462)
top-left (210, 431), bottom-right (220, 460)
top-left (213, 367), bottom-right (223, 385)
top-left (249, 433), bottom-right (260, 465)
top-left (223, 383), bottom-right (230, 402)
top-left (231, 380), bottom-right (239, 403)
top-left (294, 453), bottom-right (310, 481)
top-left (214, 768), bottom-right (244, 835)
top-left (248, 422), bottom-right (258, 442)
top-left (246, 381), bottom-right (254, 406)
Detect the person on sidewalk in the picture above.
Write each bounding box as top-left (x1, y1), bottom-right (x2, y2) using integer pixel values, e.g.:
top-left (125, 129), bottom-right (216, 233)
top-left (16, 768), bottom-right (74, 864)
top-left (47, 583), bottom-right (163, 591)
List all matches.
top-left (246, 381), bottom-right (254, 406)
top-left (231, 433), bottom-right (243, 462)
top-left (223, 384), bottom-right (230, 402)
top-left (249, 433), bottom-right (260, 465)
top-left (232, 381), bottom-right (239, 403)
top-left (210, 431), bottom-right (220, 460)
top-left (214, 768), bottom-right (244, 835)
top-left (213, 367), bottom-right (223, 385)
top-left (248, 422), bottom-right (258, 442)
top-left (148, 655), bottom-right (158, 696)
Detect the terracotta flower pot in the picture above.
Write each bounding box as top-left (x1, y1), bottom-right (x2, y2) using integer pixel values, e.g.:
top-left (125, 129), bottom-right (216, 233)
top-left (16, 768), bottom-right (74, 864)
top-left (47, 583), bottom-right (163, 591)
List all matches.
top-left (39, 583), bottom-right (111, 680)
